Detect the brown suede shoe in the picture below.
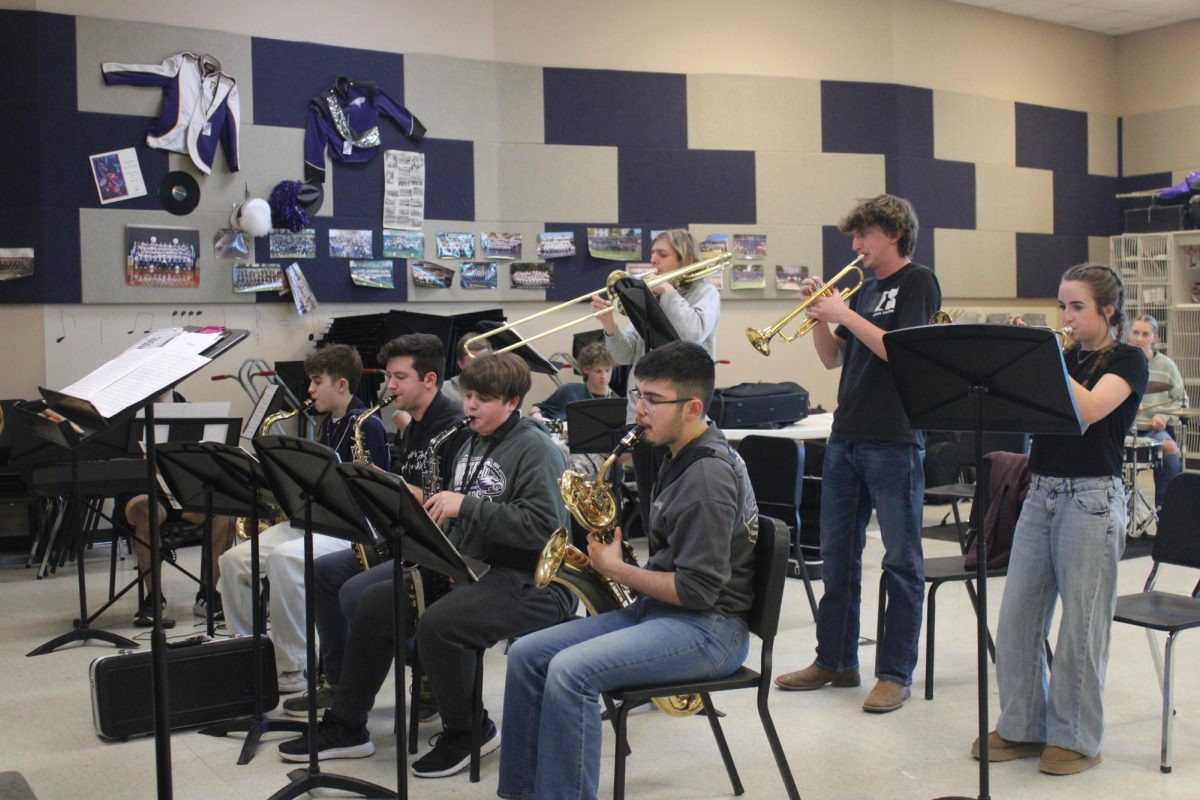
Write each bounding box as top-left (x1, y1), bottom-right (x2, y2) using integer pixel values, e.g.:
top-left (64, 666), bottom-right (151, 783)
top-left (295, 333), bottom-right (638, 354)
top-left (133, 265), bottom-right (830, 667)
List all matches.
top-left (774, 663), bottom-right (861, 691)
top-left (971, 731), bottom-right (1045, 761)
top-left (1038, 746), bottom-right (1102, 775)
top-left (862, 679), bottom-right (910, 713)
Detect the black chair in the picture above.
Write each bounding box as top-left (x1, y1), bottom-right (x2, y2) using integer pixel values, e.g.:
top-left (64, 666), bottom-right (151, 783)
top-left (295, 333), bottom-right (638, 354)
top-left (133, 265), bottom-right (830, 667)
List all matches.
top-left (602, 517), bottom-right (800, 800)
top-left (1113, 472), bottom-right (1200, 774)
top-left (737, 436), bottom-right (819, 622)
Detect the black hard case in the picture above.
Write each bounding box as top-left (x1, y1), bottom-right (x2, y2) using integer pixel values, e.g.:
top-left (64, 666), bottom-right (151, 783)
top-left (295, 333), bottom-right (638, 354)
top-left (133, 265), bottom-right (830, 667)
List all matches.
top-left (89, 636), bottom-right (278, 740)
top-left (710, 382), bottom-right (809, 429)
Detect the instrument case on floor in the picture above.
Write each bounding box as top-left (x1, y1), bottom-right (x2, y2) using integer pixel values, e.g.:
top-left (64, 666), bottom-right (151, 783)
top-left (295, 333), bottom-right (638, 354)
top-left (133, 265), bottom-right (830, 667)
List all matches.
top-left (710, 381), bottom-right (809, 429)
top-left (89, 635), bottom-right (278, 740)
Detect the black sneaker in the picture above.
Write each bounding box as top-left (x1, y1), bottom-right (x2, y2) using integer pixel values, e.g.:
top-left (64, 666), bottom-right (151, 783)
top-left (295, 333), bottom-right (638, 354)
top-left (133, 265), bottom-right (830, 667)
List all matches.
top-left (283, 680), bottom-right (335, 718)
top-left (192, 590), bottom-right (224, 622)
top-left (277, 711), bottom-right (374, 762)
top-left (411, 712), bottom-right (500, 779)
top-left (134, 597), bottom-right (175, 629)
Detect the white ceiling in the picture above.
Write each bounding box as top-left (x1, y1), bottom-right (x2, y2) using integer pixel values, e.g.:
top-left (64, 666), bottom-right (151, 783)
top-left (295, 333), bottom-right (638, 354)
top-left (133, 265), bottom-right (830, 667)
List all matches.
top-left (947, 0), bottom-right (1200, 35)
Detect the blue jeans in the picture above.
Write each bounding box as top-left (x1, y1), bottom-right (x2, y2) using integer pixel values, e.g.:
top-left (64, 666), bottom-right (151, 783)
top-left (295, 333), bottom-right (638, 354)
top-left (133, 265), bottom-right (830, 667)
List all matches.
top-left (1141, 428), bottom-right (1182, 508)
top-left (815, 436), bottom-right (926, 685)
top-left (995, 474), bottom-right (1125, 757)
top-left (497, 597), bottom-right (749, 800)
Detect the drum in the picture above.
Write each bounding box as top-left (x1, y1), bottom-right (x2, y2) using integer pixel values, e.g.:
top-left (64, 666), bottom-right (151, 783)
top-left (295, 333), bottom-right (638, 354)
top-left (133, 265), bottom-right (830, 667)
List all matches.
top-left (1123, 436), bottom-right (1163, 469)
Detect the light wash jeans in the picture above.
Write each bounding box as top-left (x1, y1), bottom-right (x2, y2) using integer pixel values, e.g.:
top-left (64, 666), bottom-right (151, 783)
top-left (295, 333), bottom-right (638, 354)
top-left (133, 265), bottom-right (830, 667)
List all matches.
top-left (1141, 428), bottom-right (1182, 508)
top-left (995, 474), bottom-right (1125, 757)
top-left (497, 597), bottom-right (749, 800)
top-left (815, 436), bottom-right (926, 685)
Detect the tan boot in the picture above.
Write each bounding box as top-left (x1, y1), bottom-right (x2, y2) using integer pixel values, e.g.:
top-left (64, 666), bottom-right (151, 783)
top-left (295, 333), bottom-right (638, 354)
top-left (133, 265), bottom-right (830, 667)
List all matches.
top-left (1038, 746), bottom-right (1101, 775)
top-left (862, 679), bottom-right (910, 713)
top-left (971, 731), bottom-right (1045, 761)
top-left (774, 663), bottom-right (860, 691)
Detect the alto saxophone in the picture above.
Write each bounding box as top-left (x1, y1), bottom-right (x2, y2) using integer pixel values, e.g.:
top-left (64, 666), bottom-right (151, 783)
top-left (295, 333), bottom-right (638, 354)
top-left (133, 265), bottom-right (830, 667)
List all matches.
top-left (533, 427), bottom-right (704, 717)
top-left (422, 416), bottom-right (472, 500)
top-left (235, 400), bottom-right (313, 540)
top-left (351, 394), bottom-right (395, 571)
top-left (407, 416), bottom-right (473, 615)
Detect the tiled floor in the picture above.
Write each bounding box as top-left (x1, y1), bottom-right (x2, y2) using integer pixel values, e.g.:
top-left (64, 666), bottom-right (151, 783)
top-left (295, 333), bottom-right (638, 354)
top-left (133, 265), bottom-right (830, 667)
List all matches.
top-left (1, 501), bottom-right (1198, 800)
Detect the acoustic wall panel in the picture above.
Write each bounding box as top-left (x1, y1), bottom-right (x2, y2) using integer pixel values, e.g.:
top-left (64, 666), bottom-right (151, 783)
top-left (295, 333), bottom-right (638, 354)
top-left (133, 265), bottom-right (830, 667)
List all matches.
top-left (691, 222), bottom-right (825, 301)
top-left (4, 10), bottom-right (76, 111)
top-left (1016, 102), bottom-right (1087, 174)
top-left (975, 163), bottom-right (1053, 234)
top-left (1122, 106), bottom-right (1200, 176)
top-left (250, 37), bottom-right (407, 130)
top-left (404, 55), bottom-right (544, 145)
top-left (543, 68), bottom-right (687, 149)
top-left (406, 219), bottom-right (546, 304)
top-left (75, 16), bottom-right (255, 124)
top-left (933, 228), bottom-right (1016, 299)
top-left (79, 208), bottom-right (254, 305)
top-left (1017, 232), bottom-right (1089, 298)
top-left (474, 143), bottom-right (618, 224)
top-left (822, 82), bottom-right (933, 159)
top-left (756, 152), bottom-right (886, 226)
top-left (933, 91), bottom-right (1015, 167)
top-left (330, 136), bottom-right (475, 223)
top-left (617, 148), bottom-right (756, 225)
top-left (687, 75), bottom-right (821, 154)
top-left (541, 221), bottom-right (634, 303)
top-left (1087, 112), bottom-right (1118, 178)
top-left (1, 206), bottom-right (80, 304)
top-left (886, 155), bottom-right (976, 231)
top-left (1053, 172), bottom-right (1121, 237)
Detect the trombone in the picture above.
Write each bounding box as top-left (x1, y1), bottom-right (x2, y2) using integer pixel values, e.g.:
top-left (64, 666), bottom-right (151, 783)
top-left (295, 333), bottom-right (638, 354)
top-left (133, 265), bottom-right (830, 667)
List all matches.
top-left (745, 257), bottom-right (864, 356)
top-left (464, 252), bottom-right (733, 356)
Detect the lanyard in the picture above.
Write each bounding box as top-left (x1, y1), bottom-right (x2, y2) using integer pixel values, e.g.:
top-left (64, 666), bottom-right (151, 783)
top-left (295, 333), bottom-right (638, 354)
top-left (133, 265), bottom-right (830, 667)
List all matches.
top-left (457, 436), bottom-right (498, 495)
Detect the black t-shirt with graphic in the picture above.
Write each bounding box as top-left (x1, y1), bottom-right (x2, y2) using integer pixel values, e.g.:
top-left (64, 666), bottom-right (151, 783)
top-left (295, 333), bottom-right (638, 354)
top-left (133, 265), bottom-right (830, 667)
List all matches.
top-left (831, 262), bottom-right (941, 445)
top-left (1029, 343), bottom-right (1147, 478)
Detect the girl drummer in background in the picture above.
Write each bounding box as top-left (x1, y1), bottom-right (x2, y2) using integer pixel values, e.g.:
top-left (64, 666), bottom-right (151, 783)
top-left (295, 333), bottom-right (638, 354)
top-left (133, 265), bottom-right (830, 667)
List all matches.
top-left (978, 264), bottom-right (1147, 776)
top-left (1128, 314), bottom-right (1186, 508)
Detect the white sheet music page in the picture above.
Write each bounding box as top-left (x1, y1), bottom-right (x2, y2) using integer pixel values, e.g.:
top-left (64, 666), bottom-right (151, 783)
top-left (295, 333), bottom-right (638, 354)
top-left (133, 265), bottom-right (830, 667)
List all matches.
top-left (60, 330), bottom-right (212, 418)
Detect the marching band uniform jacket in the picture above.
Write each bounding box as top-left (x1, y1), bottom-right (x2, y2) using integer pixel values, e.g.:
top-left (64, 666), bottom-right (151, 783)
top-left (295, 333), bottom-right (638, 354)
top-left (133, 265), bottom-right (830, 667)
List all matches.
top-left (102, 52), bottom-right (240, 175)
top-left (304, 77), bottom-right (426, 183)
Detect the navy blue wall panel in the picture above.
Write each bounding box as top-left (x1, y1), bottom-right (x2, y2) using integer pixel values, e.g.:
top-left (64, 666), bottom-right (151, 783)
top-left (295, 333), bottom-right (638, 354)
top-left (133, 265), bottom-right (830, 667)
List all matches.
top-left (1, 112), bottom-right (41, 208)
top-left (331, 135), bottom-right (473, 222)
top-left (542, 222), bottom-right (634, 302)
top-left (44, 111), bottom-right (171, 212)
top-left (1016, 103), bottom-right (1088, 174)
top-left (252, 216), bottom-right (408, 304)
top-left (251, 37), bottom-right (407, 129)
top-left (821, 82), bottom-right (933, 158)
top-left (618, 148), bottom-right (755, 224)
top-left (0, 206), bottom-right (81, 303)
top-left (1, 10), bottom-right (76, 111)
top-left (1054, 172), bottom-right (1121, 237)
top-left (544, 68), bottom-right (686, 149)
top-left (822, 222), bottom-right (936, 282)
top-left (886, 155), bottom-right (976, 231)
top-left (1016, 233), bottom-right (1089, 298)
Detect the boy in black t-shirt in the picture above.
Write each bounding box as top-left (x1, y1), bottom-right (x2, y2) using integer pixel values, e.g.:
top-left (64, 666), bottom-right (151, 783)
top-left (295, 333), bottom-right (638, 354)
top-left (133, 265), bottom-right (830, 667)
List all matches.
top-left (775, 194), bottom-right (940, 714)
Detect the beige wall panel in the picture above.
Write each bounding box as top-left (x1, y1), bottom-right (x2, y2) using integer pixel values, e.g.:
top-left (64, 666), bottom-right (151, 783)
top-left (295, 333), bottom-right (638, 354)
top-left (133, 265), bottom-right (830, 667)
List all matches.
top-left (76, 15), bottom-right (254, 123)
top-left (933, 91), bottom-right (1014, 166)
top-left (933, 228), bottom-right (1016, 299)
top-left (404, 55), bottom-right (543, 144)
top-left (1, 306), bottom-right (46, 400)
top-left (756, 152), bottom-right (886, 227)
top-left (975, 164), bottom-right (1053, 234)
top-left (1087, 112), bottom-right (1118, 178)
top-left (1122, 105), bottom-right (1200, 176)
top-left (687, 75), bottom-right (821, 153)
top-left (474, 143), bottom-right (617, 224)
top-left (79, 208), bottom-right (257, 304)
top-left (1118, 20), bottom-right (1200, 116)
top-left (167, 124), bottom-right (331, 217)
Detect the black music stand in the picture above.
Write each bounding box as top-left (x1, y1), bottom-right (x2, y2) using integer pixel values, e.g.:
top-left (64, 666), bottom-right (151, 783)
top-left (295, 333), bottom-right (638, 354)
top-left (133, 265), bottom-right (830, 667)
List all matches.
top-left (252, 436), bottom-right (394, 800)
top-left (475, 320), bottom-right (561, 379)
top-left (155, 442), bottom-right (308, 765)
top-left (565, 398), bottom-right (630, 455)
top-left (609, 276), bottom-right (679, 350)
top-left (338, 463), bottom-right (482, 800)
top-left (883, 323), bottom-right (1083, 800)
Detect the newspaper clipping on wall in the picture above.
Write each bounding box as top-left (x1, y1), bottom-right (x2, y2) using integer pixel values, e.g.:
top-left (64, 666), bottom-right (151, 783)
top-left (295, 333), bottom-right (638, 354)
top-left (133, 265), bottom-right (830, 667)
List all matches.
top-left (383, 150), bottom-right (425, 230)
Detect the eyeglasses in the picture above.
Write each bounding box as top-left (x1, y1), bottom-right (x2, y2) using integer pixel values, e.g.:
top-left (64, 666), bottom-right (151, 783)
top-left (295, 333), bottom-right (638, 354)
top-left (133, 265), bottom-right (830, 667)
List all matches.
top-left (629, 388), bottom-right (693, 412)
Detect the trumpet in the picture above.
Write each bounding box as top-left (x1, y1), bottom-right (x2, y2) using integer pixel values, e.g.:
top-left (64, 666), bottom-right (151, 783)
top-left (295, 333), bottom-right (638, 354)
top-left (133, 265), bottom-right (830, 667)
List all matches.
top-left (465, 252), bottom-right (733, 356)
top-left (746, 257), bottom-right (864, 356)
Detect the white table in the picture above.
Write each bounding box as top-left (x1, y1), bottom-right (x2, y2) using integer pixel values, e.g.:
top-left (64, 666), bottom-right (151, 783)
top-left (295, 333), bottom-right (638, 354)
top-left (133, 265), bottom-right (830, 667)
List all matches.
top-left (722, 412), bottom-right (833, 444)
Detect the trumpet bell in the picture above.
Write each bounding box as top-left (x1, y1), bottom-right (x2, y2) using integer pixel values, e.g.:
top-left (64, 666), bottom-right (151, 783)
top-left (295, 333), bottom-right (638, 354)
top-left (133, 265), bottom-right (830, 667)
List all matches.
top-left (746, 326), bottom-right (772, 356)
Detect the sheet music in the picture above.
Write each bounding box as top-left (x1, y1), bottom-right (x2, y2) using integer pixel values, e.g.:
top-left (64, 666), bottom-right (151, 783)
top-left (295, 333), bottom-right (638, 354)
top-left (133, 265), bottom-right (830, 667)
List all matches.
top-left (60, 349), bottom-right (211, 419)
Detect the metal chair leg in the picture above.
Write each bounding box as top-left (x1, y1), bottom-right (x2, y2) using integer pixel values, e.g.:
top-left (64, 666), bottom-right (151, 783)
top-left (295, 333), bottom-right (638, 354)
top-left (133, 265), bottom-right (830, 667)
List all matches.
top-left (756, 687), bottom-right (801, 800)
top-left (1161, 632), bottom-right (1178, 774)
top-left (925, 581), bottom-right (939, 700)
top-left (699, 691), bottom-right (743, 796)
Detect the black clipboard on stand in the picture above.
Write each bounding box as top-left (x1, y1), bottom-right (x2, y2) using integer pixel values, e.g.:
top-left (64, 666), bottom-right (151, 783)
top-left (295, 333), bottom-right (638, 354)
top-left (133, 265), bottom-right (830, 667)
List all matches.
top-left (337, 462), bottom-right (481, 800)
top-left (883, 323), bottom-right (1083, 800)
top-left (22, 327), bottom-right (247, 800)
top-left (252, 436), bottom-right (394, 800)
